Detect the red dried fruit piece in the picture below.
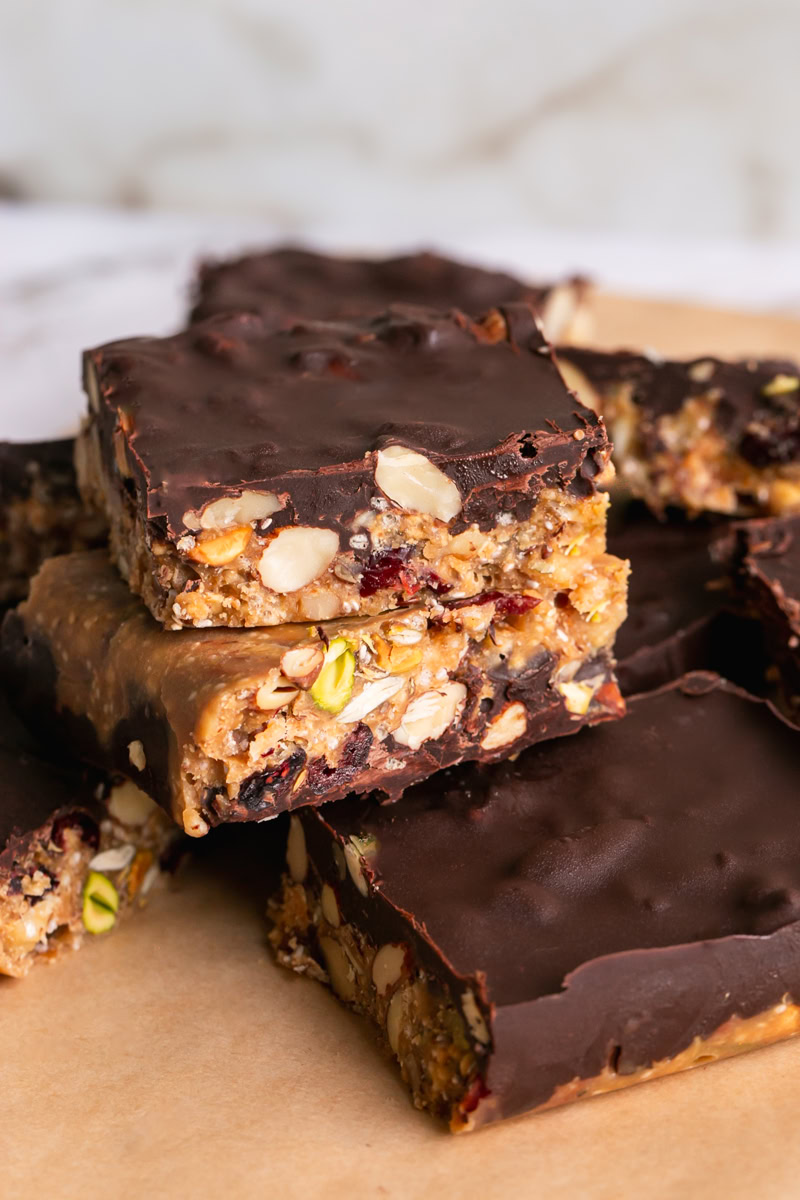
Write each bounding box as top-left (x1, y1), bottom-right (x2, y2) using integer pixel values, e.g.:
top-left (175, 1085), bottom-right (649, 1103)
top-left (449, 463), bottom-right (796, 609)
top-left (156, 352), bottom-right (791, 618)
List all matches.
top-left (460, 1075), bottom-right (491, 1115)
top-left (50, 811), bottom-right (100, 851)
top-left (419, 568), bottom-right (451, 595)
top-left (358, 548), bottom-right (412, 597)
top-left (398, 568), bottom-right (421, 597)
top-left (444, 591), bottom-right (541, 617)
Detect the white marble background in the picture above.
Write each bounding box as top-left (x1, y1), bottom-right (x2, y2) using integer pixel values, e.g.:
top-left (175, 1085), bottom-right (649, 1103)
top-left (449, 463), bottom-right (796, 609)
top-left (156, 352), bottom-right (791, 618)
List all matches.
top-left (1, 0), bottom-right (800, 240)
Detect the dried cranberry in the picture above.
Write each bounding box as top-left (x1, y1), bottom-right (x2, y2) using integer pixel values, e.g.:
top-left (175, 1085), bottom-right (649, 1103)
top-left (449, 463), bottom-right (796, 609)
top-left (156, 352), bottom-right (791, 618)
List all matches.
top-left (359, 547), bottom-right (412, 597)
top-left (419, 569), bottom-right (451, 595)
top-left (50, 811), bottom-right (100, 851)
top-left (444, 591), bottom-right (540, 617)
top-left (460, 1076), bottom-right (491, 1115)
top-left (306, 724), bottom-right (373, 795)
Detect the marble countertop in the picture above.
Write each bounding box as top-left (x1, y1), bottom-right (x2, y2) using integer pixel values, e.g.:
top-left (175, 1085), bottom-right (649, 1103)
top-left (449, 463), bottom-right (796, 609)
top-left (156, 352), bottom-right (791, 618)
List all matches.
top-left (2, 201), bottom-right (800, 442)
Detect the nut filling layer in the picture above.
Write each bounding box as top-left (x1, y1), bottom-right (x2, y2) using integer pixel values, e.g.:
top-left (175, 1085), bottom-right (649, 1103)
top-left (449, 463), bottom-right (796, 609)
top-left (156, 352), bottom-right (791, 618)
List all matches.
top-left (78, 303), bottom-right (612, 629)
top-left (0, 438), bottom-right (106, 607)
top-left (270, 867), bottom-right (800, 1132)
top-left (267, 677), bottom-right (800, 1130)
top-left (559, 350), bottom-right (800, 517)
top-left (0, 549), bottom-right (627, 836)
top-left (269, 870), bottom-right (484, 1131)
top-left (0, 780), bottom-right (178, 978)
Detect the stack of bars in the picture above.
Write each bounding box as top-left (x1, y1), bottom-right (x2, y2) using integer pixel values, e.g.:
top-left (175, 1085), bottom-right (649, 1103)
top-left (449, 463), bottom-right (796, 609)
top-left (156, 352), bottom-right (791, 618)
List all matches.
top-left (2, 249), bottom-right (800, 1133)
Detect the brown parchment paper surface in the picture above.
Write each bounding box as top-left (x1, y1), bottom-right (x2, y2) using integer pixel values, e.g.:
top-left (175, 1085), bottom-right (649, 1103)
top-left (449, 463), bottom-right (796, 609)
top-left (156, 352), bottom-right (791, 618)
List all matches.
top-left (2, 294), bottom-right (800, 1200)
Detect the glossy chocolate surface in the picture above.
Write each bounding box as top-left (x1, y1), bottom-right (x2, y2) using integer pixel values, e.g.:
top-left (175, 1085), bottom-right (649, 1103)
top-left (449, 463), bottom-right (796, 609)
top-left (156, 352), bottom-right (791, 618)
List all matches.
top-left (302, 675), bottom-right (800, 1118)
top-left (84, 305), bottom-right (607, 541)
top-left (738, 515), bottom-right (800, 705)
top-left (190, 246), bottom-right (566, 326)
top-left (605, 500), bottom-right (768, 695)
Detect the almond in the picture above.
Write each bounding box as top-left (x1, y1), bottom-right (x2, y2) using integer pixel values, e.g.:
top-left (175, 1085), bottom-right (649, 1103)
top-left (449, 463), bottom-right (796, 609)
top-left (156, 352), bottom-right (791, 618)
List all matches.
top-left (258, 526), bottom-right (339, 593)
top-left (197, 490), bottom-right (282, 530)
top-left (480, 701), bottom-right (527, 751)
top-left (393, 681), bottom-right (467, 750)
top-left (375, 445), bottom-right (462, 522)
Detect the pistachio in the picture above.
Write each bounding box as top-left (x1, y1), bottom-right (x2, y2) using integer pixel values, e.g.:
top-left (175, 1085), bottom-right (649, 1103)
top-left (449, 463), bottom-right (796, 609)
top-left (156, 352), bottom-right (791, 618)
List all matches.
top-left (557, 679), bottom-right (596, 716)
top-left (257, 526), bottom-right (339, 593)
top-left (374, 445), bottom-right (462, 522)
top-left (762, 374), bottom-right (800, 397)
top-left (188, 525), bottom-right (252, 566)
top-left (310, 637), bottom-right (356, 714)
top-left (280, 644), bottom-right (325, 689)
top-left (82, 871), bottom-right (119, 934)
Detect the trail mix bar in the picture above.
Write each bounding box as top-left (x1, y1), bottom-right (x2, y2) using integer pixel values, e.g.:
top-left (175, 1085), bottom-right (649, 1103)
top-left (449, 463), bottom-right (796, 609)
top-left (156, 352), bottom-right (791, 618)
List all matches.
top-left (1, 550), bottom-right (626, 838)
top-left (78, 304), bottom-right (615, 630)
top-left (270, 674), bottom-right (800, 1131)
top-left (608, 500), bottom-right (765, 696)
top-left (736, 515), bottom-right (800, 718)
top-left (558, 348), bottom-right (800, 516)
top-left (0, 438), bottom-right (106, 607)
top-left (189, 246), bottom-right (590, 344)
top-left (0, 701), bottom-right (179, 978)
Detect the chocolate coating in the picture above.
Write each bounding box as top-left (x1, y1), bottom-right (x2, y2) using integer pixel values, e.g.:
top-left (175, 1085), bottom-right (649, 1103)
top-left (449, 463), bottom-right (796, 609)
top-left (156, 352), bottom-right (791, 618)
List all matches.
top-left (608, 501), bottom-right (766, 695)
top-left (0, 439), bottom-right (76, 500)
top-left (189, 246), bottom-right (572, 327)
top-left (301, 674), bottom-right (800, 1120)
top-left (84, 304), bottom-right (606, 542)
top-left (737, 515), bottom-right (800, 708)
top-left (0, 696), bottom-right (100, 872)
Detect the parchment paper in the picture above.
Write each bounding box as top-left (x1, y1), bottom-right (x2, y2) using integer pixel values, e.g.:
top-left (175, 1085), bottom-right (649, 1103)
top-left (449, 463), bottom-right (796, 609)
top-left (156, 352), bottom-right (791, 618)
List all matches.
top-left (2, 295), bottom-right (799, 1200)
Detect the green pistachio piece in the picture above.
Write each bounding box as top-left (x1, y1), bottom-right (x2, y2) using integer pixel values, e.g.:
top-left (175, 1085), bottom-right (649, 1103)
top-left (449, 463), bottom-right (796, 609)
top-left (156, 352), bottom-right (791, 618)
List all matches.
top-left (82, 870), bottom-right (120, 935)
top-left (310, 637), bottom-right (356, 714)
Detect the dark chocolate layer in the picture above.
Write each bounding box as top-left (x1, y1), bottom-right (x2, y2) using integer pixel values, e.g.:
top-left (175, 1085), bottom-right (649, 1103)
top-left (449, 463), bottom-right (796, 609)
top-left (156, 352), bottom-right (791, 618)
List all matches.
top-left (190, 246), bottom-right (570, 326)
top-left (737, 515), bottom-right (800, 708)
top-left (739, 515), bottom-right (800, 619)
top-left (0, 696), bottom-right (100, 871)
top-left (300, 675), bottom-right (800, 1119)
top-left (607, 501), bottom-right (766, 695)
top-left (0, 439), bottom-right (76, 500)
top-left (84, 304), bottom-right (607, 542)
